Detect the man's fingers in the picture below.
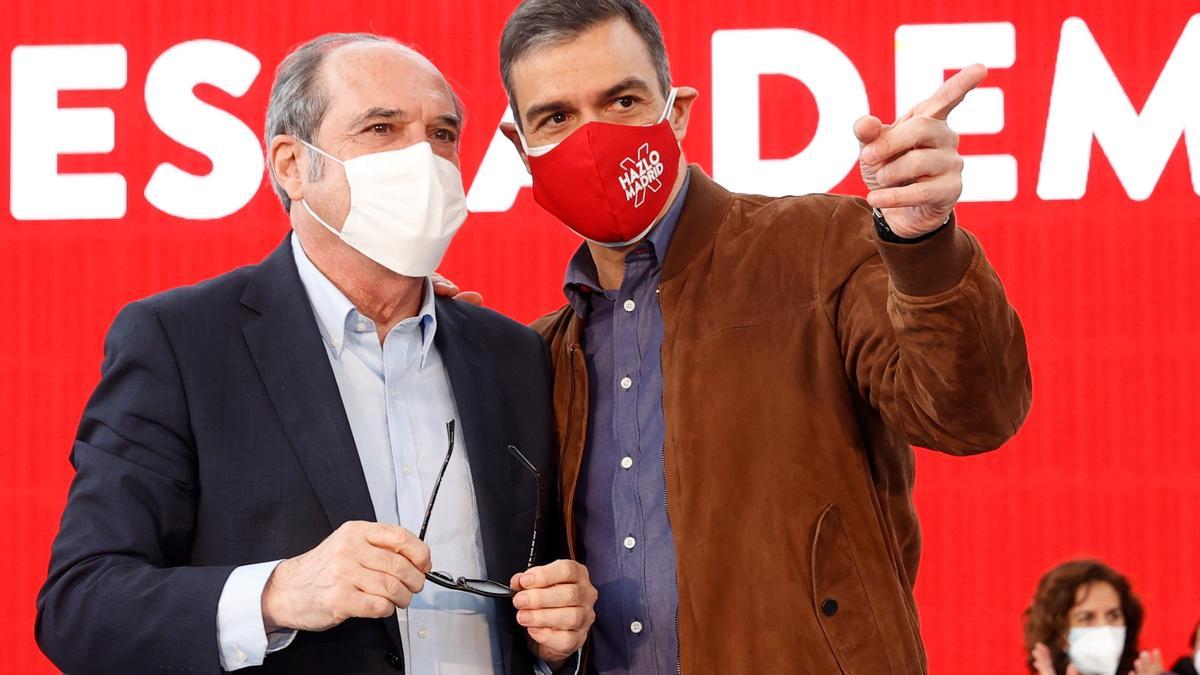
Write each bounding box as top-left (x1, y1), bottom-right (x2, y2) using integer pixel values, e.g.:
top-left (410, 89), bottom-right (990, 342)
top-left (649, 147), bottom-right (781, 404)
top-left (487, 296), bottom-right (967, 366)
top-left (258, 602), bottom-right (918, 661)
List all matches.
top-left (352, 568), bottom-right (416, 608)
top-left (362, 523), bottom-right (432, 573)
top-left (517, 606), bottom-right (590, 631)
top-left (866, 174), bottom-right (960, 210)
top-left (853, 115), bottom-right (884, 147)
top-left (526, 626), bottom-right (579, 657)
top-left (911, 63), bottom-right (987, 121)
top-left (861, 117), bottom-right (954, 166)
top-left (517, 559), bottom-right (587, 589)
top-left (431, 274), bottom-right (460, 297)
top-left (353, 590), bottom-right (398, 619)
top-left (513, 584), bottom-right (583, 610)
top-left (453, 290), bottom-right (484, 306)
top-left (874, 149), bottom-right (960, 188)
top-left (359, 545), bottom-right (427, 595)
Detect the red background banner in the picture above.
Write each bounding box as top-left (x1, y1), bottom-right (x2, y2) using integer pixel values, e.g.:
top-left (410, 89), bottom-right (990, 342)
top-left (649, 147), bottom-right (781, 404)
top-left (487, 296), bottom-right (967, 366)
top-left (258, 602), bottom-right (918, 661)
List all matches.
top-left (3, 0), bottom-right (1198, 671)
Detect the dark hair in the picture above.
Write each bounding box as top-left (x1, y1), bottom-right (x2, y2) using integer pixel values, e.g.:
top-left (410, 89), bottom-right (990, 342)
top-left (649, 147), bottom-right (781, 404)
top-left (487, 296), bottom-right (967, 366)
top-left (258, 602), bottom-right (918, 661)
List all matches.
top-left (499, 0), bottom-right (671, 126)
top-left (1022, 560), bottom-right (1144, 675)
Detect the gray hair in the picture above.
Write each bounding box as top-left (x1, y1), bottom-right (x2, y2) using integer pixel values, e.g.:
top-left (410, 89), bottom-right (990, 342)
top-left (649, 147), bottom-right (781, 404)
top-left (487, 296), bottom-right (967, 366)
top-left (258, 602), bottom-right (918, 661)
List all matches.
top-left (499, 0), bottom-right (672, 129)
top-left (263, 33), bottom-right (464, 213)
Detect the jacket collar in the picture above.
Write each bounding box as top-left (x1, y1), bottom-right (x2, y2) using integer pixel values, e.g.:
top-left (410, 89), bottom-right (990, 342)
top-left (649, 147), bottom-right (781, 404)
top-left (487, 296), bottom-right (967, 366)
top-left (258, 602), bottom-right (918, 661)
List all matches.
top-left (661, 165), bottom-right (733, 283)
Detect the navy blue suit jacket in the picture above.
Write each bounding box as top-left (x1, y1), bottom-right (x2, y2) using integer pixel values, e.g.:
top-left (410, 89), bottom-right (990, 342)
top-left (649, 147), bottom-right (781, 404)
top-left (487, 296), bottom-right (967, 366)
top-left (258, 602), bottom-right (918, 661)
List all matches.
top-left (35, 237), bottom-right (559, 674)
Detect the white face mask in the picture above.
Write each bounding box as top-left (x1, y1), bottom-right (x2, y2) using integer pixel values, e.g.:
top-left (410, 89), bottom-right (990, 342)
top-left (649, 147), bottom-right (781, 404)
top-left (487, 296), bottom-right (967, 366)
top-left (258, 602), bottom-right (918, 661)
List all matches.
top-left (1067, 626), bottom-right (1126, 675)
top-left (515, 87), bottom-right (679, 158)
top-left (298, 140), bottom-right (467, 277)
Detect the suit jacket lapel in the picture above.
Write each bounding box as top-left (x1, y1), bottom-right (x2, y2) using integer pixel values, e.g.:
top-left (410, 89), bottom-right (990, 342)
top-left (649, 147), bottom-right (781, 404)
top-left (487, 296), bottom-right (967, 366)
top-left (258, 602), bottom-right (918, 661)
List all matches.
top-left (240, 238), bottom-right (378, 531)
top-left (239, 239), bottom-right (406, 653)
top-left (434, 299), bottom-right (524, 672)
top-left (433, 298), bottom-right (514, 579)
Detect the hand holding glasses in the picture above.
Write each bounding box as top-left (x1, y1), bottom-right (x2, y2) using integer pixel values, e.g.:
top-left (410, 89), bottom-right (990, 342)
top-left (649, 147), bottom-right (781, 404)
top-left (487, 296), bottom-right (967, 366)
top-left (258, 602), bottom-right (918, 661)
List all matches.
top-left (417, 420), bottom-right (541, 598)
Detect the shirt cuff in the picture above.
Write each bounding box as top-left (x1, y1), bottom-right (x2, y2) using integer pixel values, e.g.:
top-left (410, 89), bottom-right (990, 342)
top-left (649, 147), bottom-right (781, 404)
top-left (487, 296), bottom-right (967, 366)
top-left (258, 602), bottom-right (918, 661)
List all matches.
top-left (216, 560), bottom-right (297, 670)
top-left (535, 650), bottom-right (582, 675)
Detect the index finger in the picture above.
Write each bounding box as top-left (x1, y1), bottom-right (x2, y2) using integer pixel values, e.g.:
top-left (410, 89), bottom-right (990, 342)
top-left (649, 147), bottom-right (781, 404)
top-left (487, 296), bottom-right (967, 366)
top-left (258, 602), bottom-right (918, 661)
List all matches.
top-left (362, 523), bottom-right (432, 573)
top-left (910, 64), bottom-right (987, 120)
top-left (516, 559), bottom-right (586, 589)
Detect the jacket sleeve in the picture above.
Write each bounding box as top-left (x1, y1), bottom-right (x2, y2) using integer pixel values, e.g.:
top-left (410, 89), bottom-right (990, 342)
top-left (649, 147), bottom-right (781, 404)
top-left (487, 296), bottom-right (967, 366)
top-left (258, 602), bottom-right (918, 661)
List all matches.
top-left (35, 300), bottom-right (235, 674)
top-left (826, 201), bottom-right (1032, 455)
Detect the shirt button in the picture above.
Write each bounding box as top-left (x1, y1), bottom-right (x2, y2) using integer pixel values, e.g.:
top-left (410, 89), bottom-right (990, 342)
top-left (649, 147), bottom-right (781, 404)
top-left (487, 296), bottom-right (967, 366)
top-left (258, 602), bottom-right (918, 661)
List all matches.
top-left (623, 536), bottom-right (636, 550)
top-left (356, 320), bottom-right (370, 332)
top-left (620, 376), bottom-right (633, 390)
top-left (620, 456), bottom-right (634, 470)
top-left (417, 625), bottom-right (429, 640)
top-left (623, 299), bottom-right (636, 312)
top-left (630, 620), bottom-right (644, 634)
top-left (329, 337), bottom-right (340, 349)
top-left (402, 464), bottom-right (413, 476)
top-left (235, 648), bottom-right (247, 663)
top-left (390, 385), bottom-right (399, 399)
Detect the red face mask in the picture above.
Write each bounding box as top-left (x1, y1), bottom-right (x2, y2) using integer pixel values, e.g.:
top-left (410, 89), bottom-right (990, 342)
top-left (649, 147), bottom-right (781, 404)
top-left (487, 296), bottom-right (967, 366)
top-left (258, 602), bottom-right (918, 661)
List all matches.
top-left (519, 88), bottom-right (681, 247)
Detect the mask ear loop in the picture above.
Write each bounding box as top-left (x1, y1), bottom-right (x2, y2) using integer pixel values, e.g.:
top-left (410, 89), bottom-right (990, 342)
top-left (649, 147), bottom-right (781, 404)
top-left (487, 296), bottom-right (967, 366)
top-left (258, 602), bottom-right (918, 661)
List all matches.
top-left (295, 138), bottom-right (346, 237)
top-left (297, 138), bottom-right (345, 165)
top-left (657, 87), bottom-right (679, 125)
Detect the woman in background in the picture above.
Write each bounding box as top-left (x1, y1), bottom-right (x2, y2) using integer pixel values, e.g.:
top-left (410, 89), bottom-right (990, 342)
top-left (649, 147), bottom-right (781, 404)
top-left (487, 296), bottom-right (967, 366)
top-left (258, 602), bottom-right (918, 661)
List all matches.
top-left (1168, 621), bottom-right (1199, 675)
top-left (1024, 559), bottom-right (1165, 675)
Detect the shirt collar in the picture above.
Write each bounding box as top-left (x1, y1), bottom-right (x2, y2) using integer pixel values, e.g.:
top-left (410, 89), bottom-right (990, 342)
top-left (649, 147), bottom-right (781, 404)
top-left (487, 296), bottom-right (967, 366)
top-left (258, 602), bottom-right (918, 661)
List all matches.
top-left (291, 233), bottom-right (438, 366)
top-left (563, 172), bottom-right (691, 317)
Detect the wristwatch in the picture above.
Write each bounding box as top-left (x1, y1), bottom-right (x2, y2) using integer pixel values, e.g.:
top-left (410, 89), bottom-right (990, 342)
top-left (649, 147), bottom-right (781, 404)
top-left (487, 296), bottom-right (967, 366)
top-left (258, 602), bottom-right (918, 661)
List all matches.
top-left (872, 208), bottom-right (953, 244)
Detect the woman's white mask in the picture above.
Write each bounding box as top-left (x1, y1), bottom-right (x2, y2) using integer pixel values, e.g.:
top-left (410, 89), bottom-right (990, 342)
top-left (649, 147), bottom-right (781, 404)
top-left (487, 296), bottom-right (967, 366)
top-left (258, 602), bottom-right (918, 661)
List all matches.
top-left (1067, 626), bottom-right (1126, 675)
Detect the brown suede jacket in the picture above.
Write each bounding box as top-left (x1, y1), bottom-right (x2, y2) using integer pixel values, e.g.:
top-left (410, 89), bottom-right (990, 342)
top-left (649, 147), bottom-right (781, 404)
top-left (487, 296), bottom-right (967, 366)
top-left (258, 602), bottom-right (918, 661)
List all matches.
top-left (531, 166), bottom-right (1032, 674)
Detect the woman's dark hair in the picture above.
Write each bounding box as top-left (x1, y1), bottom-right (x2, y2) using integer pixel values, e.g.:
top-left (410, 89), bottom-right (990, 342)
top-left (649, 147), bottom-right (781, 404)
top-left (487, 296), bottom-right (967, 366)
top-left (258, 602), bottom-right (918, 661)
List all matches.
top-left (1022, 560), bottom-right (1144, 675)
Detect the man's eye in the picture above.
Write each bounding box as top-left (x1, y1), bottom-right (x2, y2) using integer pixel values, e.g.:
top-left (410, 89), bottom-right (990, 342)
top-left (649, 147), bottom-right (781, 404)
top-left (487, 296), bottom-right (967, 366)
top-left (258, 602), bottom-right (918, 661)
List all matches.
top-left (433, 128), bottom-right (457, 143)
top-left (369, 123), bottom-right (390, 134)
top-left (616, 96), bottom-right (635, 109)
top-left (549, 112), bottom-right (567, 125)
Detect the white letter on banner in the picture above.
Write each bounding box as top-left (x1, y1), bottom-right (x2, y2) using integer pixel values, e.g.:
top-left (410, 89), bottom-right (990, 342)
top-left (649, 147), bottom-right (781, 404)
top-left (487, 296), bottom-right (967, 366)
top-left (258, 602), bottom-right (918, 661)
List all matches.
top-left (711, 29), bottom-right (868, 197)
top-left (10, 44), bottom-right (127, 220)
top-left (895, 22), bottom-right (1017, 202)
top-left (1038, 15), bottom-right (1200, 201)
top-left (144, 40), bottom-right (262, 219)
top-left (465, 106), bottom-right (531, 213)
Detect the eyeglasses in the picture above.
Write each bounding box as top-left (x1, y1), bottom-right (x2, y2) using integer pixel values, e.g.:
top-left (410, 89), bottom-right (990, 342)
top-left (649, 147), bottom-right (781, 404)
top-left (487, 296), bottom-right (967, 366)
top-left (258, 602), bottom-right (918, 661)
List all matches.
top-left (417, 420), bottom-right (542, 598)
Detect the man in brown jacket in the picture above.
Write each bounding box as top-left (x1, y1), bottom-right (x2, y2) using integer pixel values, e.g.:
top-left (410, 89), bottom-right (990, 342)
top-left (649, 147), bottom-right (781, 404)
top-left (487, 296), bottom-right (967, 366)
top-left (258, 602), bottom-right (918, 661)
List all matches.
top-left (492, 1), bottom-right (1032, 673)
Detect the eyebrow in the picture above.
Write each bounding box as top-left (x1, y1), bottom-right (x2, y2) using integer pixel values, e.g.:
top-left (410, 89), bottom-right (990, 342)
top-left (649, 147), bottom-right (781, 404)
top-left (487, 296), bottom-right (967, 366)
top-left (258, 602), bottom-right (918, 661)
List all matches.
top-left (435, 113), bottom-right (462, 132)
top-left (347, 107), bottom-right (461, 135)
top-left (522, 76), bottom-right (655, 128)
top-left (348, 107), bottom-right (408, 129)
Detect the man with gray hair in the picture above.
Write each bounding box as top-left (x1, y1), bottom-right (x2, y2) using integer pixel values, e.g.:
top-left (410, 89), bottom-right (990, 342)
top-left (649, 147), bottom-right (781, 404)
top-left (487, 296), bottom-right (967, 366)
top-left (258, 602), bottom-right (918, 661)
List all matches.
top-left (36, 32), bottom-right (594, 674)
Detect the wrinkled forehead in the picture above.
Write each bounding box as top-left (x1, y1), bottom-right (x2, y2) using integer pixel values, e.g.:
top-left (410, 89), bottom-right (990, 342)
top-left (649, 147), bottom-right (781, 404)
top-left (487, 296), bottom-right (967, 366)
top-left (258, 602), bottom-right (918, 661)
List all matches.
top-left (320, 42), bottom-right (457, 117)
top-left (509, 18), bottom-right (660, 111)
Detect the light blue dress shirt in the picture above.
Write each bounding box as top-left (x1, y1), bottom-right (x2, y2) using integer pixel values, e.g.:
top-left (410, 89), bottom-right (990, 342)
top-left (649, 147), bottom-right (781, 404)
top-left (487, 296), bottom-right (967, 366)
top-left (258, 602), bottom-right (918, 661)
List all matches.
top-left (215, 234), bottom-right (502, 673)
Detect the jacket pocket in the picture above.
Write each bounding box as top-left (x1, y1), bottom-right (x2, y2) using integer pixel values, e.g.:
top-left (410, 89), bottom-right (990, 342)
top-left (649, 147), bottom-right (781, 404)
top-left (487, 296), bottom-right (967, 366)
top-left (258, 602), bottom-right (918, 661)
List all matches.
top-left (810, 502), bottom-right (894, 675)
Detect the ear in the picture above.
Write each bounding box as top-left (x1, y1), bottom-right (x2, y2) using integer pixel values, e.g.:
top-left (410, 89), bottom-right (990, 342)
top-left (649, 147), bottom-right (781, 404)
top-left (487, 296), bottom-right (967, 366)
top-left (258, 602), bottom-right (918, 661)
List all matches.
top-left (668, 86), bottom-right (700, 143)
top-left (499, 121), bottom-right (531, 174)
top-left (269, 134), bottom-right (305, 206)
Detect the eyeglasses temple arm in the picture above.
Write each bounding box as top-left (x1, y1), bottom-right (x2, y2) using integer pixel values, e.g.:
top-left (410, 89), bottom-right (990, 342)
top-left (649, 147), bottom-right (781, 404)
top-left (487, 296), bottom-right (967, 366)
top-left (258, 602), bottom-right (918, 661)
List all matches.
top-left (418, 420), bottom-right (456, 541)
top-left (507, 444), bottom-right (543, 571)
